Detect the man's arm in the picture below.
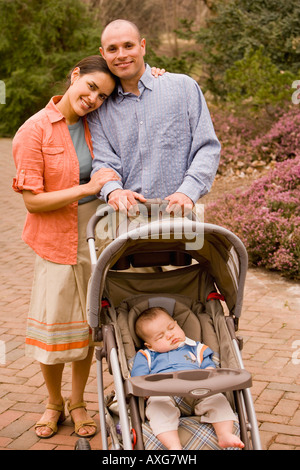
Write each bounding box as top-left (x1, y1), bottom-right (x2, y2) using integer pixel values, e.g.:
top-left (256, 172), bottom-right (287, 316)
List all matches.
top-left (168, 78), bottom-right (221, 208)
top-left (88, 110), bottom-right (146, 212)
top-left (88, 109), bottom-right (123, 199)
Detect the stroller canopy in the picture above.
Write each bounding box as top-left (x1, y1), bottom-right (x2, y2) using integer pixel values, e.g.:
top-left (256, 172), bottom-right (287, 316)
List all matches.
top-left (87, 209), bottom-right (248, 328)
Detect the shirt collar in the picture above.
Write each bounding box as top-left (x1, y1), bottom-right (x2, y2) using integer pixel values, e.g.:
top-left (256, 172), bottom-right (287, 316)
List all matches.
top-left (116, 64), bottom-right (153, 102)
top-left (178, 337), bottom-right (197, 348)
top-left (148, 337), bottom-right (196, 353)
top-left (139, 64), bottom-right (154, 91)
top-left (44, 96), bottom-right (65, 123)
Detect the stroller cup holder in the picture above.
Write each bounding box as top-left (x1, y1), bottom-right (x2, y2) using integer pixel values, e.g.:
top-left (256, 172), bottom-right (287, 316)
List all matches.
top-left (126, 368), bottom-right (252, 400)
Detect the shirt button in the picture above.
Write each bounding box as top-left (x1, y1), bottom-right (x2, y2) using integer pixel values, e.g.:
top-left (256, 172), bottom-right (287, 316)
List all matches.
top-left (140, 121), bottom-right (143, 125)
top-left (144, 190), bottom-right (148, 194)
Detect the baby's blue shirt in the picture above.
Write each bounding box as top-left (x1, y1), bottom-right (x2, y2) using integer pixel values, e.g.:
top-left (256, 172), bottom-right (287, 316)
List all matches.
top-left (131, 337), bottom-right (215, 377)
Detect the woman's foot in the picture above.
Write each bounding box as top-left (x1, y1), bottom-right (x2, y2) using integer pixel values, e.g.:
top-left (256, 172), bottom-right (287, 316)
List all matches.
top-left (66, 400), bottom-right (97, 437)
top-left (35, 400), bottom-right (66, 438)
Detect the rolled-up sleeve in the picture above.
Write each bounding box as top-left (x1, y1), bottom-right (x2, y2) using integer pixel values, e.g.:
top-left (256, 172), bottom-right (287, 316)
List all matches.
top-left (12, 123), bottom-right (45, 194)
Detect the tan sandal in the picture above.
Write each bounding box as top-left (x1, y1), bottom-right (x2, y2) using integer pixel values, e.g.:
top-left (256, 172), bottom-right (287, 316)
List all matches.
top-left (66, 400), bottom-right (97, 438)
top-left (35, 400), bottom-right (66, 439)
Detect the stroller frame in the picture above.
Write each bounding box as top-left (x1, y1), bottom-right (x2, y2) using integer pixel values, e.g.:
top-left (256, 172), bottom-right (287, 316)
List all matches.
top-left (85, 200), bottom-right (262, 451)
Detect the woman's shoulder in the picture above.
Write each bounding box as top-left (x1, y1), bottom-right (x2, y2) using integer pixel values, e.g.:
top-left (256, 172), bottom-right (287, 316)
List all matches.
top-left (14, 108), bottom-right (48, 136)
top-left (14, 96), bottom-right (62, 137)
top-left (13, 106), bottom-right (54, 148)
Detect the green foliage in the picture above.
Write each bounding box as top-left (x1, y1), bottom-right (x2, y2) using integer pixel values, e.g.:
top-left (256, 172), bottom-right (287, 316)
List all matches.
top-left (178, 0), bottom-right (300, 98)
top-left (0, 0), bottom-right (101, 136)
top-left (224, 47), bottom-right (297, 110)
top-left (145, 48), bottom-right (195, 75)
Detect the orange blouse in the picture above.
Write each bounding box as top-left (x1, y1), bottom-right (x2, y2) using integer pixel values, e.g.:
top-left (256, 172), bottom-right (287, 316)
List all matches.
top-left (12, 96), bottom-right (95, 265)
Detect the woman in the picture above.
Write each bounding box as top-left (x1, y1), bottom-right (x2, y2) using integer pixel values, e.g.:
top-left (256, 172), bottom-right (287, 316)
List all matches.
top-left (12, 55), bottom-right (120, 439)
top-left (13, 55), bottom-right (164, 439)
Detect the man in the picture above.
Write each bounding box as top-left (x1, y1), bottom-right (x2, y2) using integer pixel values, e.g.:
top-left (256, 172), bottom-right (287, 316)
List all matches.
top-left (88, 19), bottom-right (221, 215)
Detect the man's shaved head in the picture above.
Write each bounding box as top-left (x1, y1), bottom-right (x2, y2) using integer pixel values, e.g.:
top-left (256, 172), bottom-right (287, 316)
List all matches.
top-left (101, 19), bottom-right (142, 45)
top-left (99, 19), bottom-right (146, 91)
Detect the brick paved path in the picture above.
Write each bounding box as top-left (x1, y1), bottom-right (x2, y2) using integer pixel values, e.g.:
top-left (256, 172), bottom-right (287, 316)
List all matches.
top-left (0, 138), bottom-right (299, 450)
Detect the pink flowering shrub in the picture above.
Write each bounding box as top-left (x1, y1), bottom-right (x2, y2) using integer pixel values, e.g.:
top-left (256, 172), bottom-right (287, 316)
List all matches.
top-left (205, 156), bottom-right (300, 280)
top-left (251, 106), bottom-right (300, 162)
top-left (211, 109), bottom-right (263, 174)
top-left (211, 105), bottom-right (300, 174)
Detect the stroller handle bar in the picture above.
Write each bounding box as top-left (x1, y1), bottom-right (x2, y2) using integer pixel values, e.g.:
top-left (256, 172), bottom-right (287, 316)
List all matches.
top-left (126, 368), bottom-right (252, 400)
top-left (86, 199), bottom-right (197, 241)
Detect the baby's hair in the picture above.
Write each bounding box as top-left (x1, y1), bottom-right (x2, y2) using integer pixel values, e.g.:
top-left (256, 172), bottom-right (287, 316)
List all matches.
top-left (135, 306), bottom-right (170, 341)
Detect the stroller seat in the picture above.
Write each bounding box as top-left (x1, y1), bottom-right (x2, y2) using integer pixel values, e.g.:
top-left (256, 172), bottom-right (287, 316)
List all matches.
top-left (117, 293), bottom-right (217, 370)
top-left (112, 293), bottom-right (244, 450)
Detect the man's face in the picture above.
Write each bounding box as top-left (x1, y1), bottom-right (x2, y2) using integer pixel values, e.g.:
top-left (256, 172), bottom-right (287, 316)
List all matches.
top-left (100, 23), bottom-right (146, 82)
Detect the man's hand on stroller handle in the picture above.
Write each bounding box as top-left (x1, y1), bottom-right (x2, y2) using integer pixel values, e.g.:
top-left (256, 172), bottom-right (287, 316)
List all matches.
top-left (108, 189), bottom-right (147, 214)
top-left (107, 189), bottom-right (194, 216)
top-left (165, 192), bottom-right (194, 216)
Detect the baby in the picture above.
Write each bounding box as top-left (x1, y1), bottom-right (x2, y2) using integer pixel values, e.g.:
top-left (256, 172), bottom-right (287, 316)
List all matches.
top-left (131, 306), bottom-right (244, 450)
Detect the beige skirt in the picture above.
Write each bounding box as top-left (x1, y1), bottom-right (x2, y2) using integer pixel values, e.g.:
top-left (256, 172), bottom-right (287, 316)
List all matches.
top-left (25, 199), bottom-right (103, 365)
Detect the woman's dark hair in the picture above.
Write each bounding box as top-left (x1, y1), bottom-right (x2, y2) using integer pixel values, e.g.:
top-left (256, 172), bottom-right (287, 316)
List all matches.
top-left (65, 55), bottom-right (115, 89)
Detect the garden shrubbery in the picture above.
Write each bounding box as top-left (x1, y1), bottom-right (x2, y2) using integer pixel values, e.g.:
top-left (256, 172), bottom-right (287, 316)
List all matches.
top-left (0, 0), bottom-right (101, 136)
top-left (1, 0), bottom-right (298, 280)
top-left (211, 105), bottom-right (300, 176)
top-left (205, 134), bottom-right (300, 280)
top-left (251, 106), bottom-right (300, 163)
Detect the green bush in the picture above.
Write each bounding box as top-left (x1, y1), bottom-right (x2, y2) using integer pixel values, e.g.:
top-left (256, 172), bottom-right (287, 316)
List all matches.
top-left (145, 47), bottom-right (195, 76)
top-left (224, 48), bottom-right (296, 110)
top-left (178, 0), bottom-right (300, 98)
top-left (0, 0), bottom-right (101, 136)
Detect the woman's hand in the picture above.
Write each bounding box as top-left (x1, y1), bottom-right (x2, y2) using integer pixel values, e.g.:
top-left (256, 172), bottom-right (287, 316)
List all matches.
top-left (22, 168), bottom-right (120, 213)
top-left (86, 168), bottom-right (120, 194)
top-left (151, 67), bottom-right (166, 78)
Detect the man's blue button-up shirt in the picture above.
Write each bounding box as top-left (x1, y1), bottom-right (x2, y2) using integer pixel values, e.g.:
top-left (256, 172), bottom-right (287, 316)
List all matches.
top-left (88, 65), bottom-right (221, 203)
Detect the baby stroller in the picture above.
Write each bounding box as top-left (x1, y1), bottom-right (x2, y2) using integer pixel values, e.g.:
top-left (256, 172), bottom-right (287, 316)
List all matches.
top-left (77, 199), bottom-right (261, 451)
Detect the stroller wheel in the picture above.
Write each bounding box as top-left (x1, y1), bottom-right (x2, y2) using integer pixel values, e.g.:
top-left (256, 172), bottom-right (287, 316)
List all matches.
top-left (74, 438), bottom-right (92, 450)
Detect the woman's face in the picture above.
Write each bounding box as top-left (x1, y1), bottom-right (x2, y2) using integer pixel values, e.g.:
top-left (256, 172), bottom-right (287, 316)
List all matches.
top-left (68, 68), bottom-right (115, 117)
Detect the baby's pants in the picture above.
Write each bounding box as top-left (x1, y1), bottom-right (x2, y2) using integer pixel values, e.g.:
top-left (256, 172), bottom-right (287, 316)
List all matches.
top-left (146, 393), bottom-right (237, 437)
